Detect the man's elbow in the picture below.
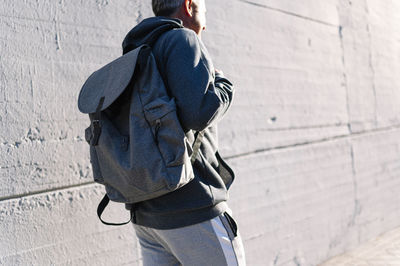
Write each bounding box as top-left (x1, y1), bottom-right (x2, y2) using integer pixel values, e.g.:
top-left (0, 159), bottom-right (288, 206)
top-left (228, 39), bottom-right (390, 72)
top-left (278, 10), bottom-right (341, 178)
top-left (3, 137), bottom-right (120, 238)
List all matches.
top-left (180, 102), bottom-right (227, 131)
top-left (181, 113), bottom-right (214, 131)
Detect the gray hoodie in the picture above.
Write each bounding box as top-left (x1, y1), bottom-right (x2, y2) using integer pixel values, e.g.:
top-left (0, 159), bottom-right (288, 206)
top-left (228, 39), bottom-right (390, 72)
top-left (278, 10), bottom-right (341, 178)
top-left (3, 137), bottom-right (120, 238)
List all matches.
top-left (123, 17), bottom-right (235, 229)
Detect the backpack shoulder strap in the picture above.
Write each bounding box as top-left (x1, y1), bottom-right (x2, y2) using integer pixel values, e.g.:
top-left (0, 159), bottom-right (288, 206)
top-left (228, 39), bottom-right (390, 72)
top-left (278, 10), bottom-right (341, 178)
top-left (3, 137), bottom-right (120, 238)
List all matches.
top-left (191, 130), bottom-right (205, 163)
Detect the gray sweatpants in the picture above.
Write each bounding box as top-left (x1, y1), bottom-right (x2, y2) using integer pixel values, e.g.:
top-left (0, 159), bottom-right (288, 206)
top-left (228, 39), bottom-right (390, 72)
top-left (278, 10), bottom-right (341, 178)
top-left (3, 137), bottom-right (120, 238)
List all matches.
top-left (133, 212), bottom-right (246, 266)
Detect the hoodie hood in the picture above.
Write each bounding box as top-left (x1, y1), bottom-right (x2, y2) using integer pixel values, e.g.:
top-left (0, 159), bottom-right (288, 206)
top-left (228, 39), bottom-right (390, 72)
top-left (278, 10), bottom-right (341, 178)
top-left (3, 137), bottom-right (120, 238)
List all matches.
top-left (122, 17), bottom-right (183, 54)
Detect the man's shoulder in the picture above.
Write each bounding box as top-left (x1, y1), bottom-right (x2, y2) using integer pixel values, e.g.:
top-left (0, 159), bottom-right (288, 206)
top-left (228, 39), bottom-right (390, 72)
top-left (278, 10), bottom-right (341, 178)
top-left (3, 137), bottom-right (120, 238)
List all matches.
top-left (164, 27), bottom-right (197, 38)
top-left (159, 28), bottom-right (200, 48)
top-left (153, 27), bottom-right (214, 76)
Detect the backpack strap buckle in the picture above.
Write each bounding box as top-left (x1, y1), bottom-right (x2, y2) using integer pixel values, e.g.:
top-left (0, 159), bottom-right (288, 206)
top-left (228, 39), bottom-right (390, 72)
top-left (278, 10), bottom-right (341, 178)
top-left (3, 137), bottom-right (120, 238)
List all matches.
top-left (90, 120), bottom-right (101, 146)
top-left (90, 97), bottom-right (105, 146)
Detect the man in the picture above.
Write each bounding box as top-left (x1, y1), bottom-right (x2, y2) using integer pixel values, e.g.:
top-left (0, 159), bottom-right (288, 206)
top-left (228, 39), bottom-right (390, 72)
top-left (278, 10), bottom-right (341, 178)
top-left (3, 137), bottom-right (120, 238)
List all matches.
top-left (122, 0), bottom-right (246, 265)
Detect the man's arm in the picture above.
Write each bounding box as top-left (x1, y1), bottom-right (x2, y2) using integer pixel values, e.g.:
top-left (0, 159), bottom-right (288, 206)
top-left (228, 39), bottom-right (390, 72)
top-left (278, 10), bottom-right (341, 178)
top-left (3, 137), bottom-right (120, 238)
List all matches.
top-left (160, 29), bottom-right (234, 131)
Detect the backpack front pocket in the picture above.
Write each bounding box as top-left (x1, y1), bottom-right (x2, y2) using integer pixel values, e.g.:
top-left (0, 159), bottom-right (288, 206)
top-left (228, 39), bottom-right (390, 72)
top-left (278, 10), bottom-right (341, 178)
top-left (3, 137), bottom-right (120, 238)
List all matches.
top-left (143, 97), bottom-right (186, 167)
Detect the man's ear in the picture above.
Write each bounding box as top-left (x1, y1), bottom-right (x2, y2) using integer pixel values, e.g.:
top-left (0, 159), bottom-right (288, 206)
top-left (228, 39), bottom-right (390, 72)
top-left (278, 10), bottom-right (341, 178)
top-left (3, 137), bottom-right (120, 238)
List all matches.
top-left (184, 0), bottom-right (193, 17)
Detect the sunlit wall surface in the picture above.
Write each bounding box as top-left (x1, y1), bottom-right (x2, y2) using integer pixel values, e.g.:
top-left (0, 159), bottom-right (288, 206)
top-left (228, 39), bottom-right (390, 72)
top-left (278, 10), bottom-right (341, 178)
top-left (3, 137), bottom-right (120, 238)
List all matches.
top-left (1, 1), bottom-right (400, 265)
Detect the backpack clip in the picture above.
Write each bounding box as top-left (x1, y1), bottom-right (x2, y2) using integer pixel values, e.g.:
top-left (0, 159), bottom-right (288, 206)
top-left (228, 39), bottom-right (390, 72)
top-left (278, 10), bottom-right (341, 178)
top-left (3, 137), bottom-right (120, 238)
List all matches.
top-left (90, 97), bottom-right (105, 146)
top-left (90, 120), bottom-right (101, 146)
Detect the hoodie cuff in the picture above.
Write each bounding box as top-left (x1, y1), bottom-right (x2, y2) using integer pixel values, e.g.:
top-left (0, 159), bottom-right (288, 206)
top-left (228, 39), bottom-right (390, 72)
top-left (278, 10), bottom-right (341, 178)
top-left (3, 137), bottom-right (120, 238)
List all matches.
top-left (215, 70), bottom-right (225, 79)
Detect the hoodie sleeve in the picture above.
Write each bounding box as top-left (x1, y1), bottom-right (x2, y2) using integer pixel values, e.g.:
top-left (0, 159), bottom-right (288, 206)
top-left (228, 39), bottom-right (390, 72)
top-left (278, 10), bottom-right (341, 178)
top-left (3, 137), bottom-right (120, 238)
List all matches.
top-left (160, 29), bottom-right (234, 131)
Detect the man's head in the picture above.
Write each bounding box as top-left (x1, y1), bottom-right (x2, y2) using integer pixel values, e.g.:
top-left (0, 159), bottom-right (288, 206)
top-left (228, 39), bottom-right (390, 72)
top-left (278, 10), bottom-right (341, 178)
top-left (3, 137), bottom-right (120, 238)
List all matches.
top-left (152, 0), bottom-right (207, 38)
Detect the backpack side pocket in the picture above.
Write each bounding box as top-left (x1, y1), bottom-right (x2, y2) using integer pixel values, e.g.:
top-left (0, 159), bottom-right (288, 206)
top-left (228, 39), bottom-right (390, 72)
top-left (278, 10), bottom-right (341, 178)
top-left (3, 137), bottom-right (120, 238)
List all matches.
top-left (143, 97), bottom-right (186, 167)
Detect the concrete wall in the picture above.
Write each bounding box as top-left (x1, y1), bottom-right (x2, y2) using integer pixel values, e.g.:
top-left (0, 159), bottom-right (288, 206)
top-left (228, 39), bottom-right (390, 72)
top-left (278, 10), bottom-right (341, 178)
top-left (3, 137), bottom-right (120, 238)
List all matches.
top-left (1, 0), bottom-right (400, 265)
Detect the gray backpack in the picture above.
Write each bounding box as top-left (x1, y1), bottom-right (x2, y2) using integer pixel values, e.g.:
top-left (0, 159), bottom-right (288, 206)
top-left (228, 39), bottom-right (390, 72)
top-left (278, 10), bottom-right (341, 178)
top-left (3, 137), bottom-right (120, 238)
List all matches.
top-left (78, 43), bottom-right (203, 225)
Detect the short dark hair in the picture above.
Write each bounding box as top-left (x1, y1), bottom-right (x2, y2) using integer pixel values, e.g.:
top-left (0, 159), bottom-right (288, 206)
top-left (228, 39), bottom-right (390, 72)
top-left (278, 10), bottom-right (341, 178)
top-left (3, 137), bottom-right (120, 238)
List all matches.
top-left (152, 0), bottom-right (185, 16)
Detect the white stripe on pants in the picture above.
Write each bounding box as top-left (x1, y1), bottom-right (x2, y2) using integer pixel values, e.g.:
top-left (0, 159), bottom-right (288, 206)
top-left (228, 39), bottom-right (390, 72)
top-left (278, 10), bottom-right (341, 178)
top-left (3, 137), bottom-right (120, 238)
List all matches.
top-left (133, 212), bottom-right (246, 266)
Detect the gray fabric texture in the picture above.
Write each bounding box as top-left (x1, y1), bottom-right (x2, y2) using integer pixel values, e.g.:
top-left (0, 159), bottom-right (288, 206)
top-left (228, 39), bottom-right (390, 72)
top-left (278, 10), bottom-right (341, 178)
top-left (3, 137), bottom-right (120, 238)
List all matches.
top-left (78, 47), bottom-right (140, 114)
top-left (123, 16), bottom-right (236, 230)
top-left (133, 213), bottom-right (246, 266)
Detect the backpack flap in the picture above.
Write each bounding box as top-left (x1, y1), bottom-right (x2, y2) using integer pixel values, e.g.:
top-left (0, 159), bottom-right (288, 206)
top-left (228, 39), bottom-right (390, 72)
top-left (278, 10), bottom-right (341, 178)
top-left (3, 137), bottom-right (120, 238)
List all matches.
top-left (77, 46), bottom-right (143, 114)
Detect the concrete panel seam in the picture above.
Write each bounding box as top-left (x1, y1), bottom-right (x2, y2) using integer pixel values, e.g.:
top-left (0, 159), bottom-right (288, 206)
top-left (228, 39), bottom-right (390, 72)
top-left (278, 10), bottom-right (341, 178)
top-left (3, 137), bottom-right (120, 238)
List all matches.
top-left (364, 0), bottom-right (378, 127)
top-left (0, 181), bottom-right (95, 202)
top-left (226, 124), bottom-right (400, 160)
top-left (338, 24), bottom-right (352, 134)
top-left (237, 0), bottom-right (338, 28)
